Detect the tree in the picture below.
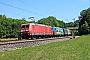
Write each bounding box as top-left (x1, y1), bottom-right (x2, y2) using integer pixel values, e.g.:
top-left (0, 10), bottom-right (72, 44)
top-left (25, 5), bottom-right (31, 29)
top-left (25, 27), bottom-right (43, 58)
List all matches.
top-left (66, 22), bottom-right (75, 27)
top-left (79, 21), bottom-right (89, 35)
top-left (74, 20), bottom-right (79, 27)
top-left (37, 16), bottom-right (66, 27)
top-left (0, 14), bottom-right (28, 38)
top-left (79, 7), bottom-right (90, 35)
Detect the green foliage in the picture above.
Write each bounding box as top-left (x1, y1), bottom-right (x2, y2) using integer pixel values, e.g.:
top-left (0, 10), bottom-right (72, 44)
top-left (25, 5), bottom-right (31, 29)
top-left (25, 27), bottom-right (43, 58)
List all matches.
top-left (0, 35), bottom-right (90, 60)
top-left (65, 20), bottom-right (79, 27)
top-left (37, 16), bottom-right (66, 28)
top-left (74, 20), bottom-right (79, 27)
top-left (79, 21), bottom-right (89, 35)
top-left (0, 15), bottom-right (79, 38)
top-left (79, 7), bottom-right (90, 35)
top-left (0, 14), bottom-right (28, 38)
top-left (66, 22), bottom-right (75, 27)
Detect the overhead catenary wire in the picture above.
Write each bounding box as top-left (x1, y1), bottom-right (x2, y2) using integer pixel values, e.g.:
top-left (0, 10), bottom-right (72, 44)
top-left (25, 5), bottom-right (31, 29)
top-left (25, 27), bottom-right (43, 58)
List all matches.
top-left (0, 1), bottom-right (45, 17)
top-left (0, 10), bottom-right (26, 17)
top-left (17, 0), bottom-right (50, 15)
top-left (65, 19), bottom-right (69, 23)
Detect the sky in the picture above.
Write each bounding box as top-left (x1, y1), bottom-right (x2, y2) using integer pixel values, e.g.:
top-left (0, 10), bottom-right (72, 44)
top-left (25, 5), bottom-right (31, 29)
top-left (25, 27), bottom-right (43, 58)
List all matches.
top-left (0, 0), bottom-right (90, 23)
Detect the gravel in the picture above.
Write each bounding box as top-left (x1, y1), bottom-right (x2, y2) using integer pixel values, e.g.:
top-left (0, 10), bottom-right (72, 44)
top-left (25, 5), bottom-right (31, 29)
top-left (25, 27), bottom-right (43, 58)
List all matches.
top-left (0, 36), bottom-right (79, 52)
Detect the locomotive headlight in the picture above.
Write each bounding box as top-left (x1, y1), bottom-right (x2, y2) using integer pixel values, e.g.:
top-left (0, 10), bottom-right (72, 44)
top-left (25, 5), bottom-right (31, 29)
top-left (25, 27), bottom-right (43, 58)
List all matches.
top-left (26, 30), bottom-right (29, 31)
top-left (21, 30), bottom-right (24, 32)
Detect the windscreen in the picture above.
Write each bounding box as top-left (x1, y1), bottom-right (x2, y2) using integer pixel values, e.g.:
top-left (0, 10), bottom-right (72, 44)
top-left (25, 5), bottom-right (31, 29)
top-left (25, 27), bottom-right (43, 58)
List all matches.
top-left (21, 25), bottom-right (29, 28)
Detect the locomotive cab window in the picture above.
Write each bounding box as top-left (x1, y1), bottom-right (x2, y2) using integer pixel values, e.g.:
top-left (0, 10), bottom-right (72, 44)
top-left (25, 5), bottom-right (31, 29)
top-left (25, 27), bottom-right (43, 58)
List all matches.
top-left (21, 25), bottom-right (29, 28)
top-left (32, 25), bottom-right (34, 28)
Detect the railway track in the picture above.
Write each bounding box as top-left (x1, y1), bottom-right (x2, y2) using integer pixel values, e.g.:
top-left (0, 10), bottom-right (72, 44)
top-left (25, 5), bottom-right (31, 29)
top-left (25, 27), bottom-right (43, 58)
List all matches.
top-left (0, 36), bottom-right (69, 45)
top-left (0, 36), bottom-right (79, 52)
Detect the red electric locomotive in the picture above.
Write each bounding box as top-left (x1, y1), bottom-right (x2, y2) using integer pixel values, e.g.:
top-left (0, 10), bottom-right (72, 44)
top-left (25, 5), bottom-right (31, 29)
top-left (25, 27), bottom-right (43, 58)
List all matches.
top-left (19, 23), bottom-right (53, 40)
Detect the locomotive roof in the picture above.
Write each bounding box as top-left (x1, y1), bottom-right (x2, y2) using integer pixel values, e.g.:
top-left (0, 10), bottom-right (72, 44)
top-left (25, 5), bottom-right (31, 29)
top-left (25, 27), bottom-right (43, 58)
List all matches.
top-left (36, 24), bottom-right (52, 27)
top-left (36, 24), bottom-right (46, 26)
top-left (21, 23), bottom-right (52, 27)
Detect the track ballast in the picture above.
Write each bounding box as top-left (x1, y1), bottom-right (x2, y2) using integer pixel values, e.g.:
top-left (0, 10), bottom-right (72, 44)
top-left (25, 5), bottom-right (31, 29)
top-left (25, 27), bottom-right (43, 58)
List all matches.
top-left (0, 36), bottom-right (79, 52)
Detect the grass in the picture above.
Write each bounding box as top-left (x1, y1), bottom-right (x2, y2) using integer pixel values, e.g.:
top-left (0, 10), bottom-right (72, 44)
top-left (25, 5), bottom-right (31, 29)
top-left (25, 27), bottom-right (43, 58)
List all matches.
top-left (0, 35), bottom-right (90, 60)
